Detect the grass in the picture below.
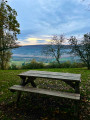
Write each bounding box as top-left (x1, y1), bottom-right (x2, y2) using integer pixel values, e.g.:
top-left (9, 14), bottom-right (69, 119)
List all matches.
top-left (0, 68), bottom-right (90, 120)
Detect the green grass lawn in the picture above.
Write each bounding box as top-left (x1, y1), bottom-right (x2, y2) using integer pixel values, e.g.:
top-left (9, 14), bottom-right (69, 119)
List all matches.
top-left (0, 68), bottom-right (90, 120)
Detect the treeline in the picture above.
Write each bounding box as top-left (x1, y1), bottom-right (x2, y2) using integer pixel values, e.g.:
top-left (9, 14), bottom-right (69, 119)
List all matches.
top-left (8, 59), bottom-right (86, 70)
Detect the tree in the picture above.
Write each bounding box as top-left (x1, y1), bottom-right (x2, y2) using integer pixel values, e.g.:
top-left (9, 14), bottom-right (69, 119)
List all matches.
top-left (0, 50), bottom-right (12, 69)
top-left (0, 0), bottom-right (20, 51)
top-left (69, 33), bottom-right (90, 69)
top-left (0, 0), bottom-right (20, 69)
top-left (42, 35), bottom-right (65, 65)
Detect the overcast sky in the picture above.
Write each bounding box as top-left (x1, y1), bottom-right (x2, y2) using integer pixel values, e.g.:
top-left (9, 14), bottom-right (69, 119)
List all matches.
top-left (8, 0), bottom-right (90, 45)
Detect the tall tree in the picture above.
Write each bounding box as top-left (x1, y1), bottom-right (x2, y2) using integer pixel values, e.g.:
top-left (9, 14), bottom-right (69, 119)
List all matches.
top-left (0, 0), bottom-right (20, 69)
top-left (42, 35), bottom-right (65, 65)
top-left (0, 50), bottom-right (12, 69)
top-left (69, 33), bottom-right (90, 69)
top-left (0, 0), bottom-right (20, 51)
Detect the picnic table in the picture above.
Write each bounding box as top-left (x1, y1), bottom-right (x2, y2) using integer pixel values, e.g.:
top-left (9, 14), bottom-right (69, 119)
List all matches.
top-left (9, 70), bottom-right (81, 118)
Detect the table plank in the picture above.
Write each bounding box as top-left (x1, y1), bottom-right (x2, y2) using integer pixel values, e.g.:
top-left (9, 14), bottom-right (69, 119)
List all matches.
top-left (9, 85), bottom-right (80, 100)
top-left (18, 70), bottom-right (81, 82)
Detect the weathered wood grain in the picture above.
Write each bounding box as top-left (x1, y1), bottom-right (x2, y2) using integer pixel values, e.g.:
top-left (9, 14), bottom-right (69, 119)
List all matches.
top-left (18, 70), bottom-right (81, 82)
top-left (9, 85), bottom-right (80, 100)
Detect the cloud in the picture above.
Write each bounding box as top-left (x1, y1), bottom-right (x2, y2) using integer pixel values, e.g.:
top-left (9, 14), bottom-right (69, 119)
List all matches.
top-left (18, 36), bottom-right (51, 45)
top-left (8, 0), bottom-right (90, 45)
top-left (12, 54), bottom-right (53, 58)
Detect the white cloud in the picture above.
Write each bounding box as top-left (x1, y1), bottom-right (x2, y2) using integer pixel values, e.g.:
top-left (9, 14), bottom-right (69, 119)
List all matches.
top-left (8, 0), bottom-right (90, 45)
top-left (18, 36), bottom-right (51, 45)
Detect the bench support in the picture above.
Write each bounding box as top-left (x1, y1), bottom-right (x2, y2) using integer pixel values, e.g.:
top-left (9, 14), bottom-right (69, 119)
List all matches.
top-left (27, 77), bottom-right (36, 87)
top-left (63, 80), bottom-right (80, 93)
top-left (9, 85), bottom-right (80, 118)
top-left (16, 92), bottom-right (22, 105)
top-left (75, 82), bottom-right (80, 93)
top-left (16, 76), bottom-right (37, 105)
top-left (74, 100), bottom-right (80, 120)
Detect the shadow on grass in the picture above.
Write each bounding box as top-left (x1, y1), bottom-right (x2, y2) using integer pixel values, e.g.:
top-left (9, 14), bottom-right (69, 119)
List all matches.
top-left (0, 93), bottom-right (83, 120)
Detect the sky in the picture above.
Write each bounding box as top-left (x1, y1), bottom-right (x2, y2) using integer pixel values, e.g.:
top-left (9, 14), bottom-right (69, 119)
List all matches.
top-left (7, 0), bottom-right (90, 45)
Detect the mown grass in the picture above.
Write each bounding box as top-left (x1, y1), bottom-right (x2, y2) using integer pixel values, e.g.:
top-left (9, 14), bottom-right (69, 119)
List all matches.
top-left (0, 68), bottom-right (90, 120)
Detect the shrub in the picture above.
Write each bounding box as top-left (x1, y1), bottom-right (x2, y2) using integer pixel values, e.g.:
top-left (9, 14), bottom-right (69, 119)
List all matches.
top-left (45, 61), bottom-right (60, 68)
top-left (46, 61), bottom-right (86, 68)
top-left (22, 59), bottom-right (44, 69)
top-left (8, 64), bottom-right (19, 70)
top-left (60, 61), bottom-right (71, 68)
top-left (71, 62), bottom-right (86, 68)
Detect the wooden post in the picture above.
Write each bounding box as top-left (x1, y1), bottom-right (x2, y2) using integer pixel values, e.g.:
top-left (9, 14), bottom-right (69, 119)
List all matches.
top-left (28, 77), bottom-right (36, 88)
top-left (16, 92), bottom-right (21, 106)
top-left (74, 100), bottom-right (80, 120)
top-left (20, 76), bottom-right (26, 86)
top-left (75, 82), bottom-right (80, 93)
top-left (74, 82), bottom-right (80, 120)
top-left (16, 76), bottom-right (26, 105)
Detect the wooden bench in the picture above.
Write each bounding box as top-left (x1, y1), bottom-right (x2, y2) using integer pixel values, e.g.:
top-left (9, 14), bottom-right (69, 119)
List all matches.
top-left (10, 85), bottom-right (80, 100)
top-left (9, 70), bottom-right (81, 118)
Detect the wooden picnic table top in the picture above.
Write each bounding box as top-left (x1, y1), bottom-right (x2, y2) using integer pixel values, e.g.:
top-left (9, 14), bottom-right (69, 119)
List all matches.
top-left (18, 70), bottom-right (81, 82)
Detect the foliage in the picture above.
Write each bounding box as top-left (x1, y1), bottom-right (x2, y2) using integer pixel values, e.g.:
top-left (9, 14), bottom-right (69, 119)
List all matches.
top-left (8, 64), bottom-right (19, 70)
top-left (9, 60), bottom-right (86, 70)
top-left (46, 61), bottom-right (60, 68)
top-left (60, 61), bottom-right (86, 68)
top-left (21, 59), bottom-right (44, 69)
top-left (0, 0), bottom-right (20, 51)
top-left (42, 35), bottom-right (65, 65)
top-left (45, 61), bottom-right (86, 68)
top-left (0, 0), bottom-right (20, 69)
top-left (69, 33), bottom-right (90, 69)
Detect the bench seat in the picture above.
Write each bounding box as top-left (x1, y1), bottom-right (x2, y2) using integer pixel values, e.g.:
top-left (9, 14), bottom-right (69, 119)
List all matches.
top-left (9, 85), bottom-right (80, 100)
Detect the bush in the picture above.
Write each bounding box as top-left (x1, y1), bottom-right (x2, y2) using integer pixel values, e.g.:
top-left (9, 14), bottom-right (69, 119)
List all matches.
top-left (46, 61), bottom-right (86, 68)
top-left (71, 62), bottom-right (86, 68)
top-left (45, 61), bottom-right (60, 68)
top-left (8, 64), bottom-right (19, 70)
top-left (9, 60), bottom-right (86, 70)
top-left (45, 61), bottom-right (71, 68)
top-left (60, 61), bottom-right (71, 68)
top-left (22, 59), bottom-right (44, 69)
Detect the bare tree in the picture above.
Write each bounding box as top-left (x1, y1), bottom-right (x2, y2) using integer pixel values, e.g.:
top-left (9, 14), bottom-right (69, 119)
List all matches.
top-left (42, 35), bottom-right (65, 65)
top-left (69, 33), bottom-right (90, 69)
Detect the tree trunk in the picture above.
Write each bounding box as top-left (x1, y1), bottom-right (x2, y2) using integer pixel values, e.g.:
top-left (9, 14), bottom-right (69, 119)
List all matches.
top-left (88, 66), bottom-right (90, 70)
top-left (56, 58), bottom-right (60, 66)
top-left (0, 51), bottom-right (5, 69)
top-left (87, 62), bottom-right (90, 70)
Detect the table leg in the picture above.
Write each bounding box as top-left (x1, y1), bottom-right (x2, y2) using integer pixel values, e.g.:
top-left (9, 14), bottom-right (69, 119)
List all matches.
top-left (20, 76), bottom-right (27, 86)
top-left (27, 77), bottom-right (36, 87)
top-left (75, 82), bottom-right (80, 93)
top-left (16, 92), bottom-right (21, 106)
top-left (74, 100), bottom-right (80, 120)
top-left (16, 76), bottom-right (26, 105)
top-left (74, 82), bottom-right (80, 120)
